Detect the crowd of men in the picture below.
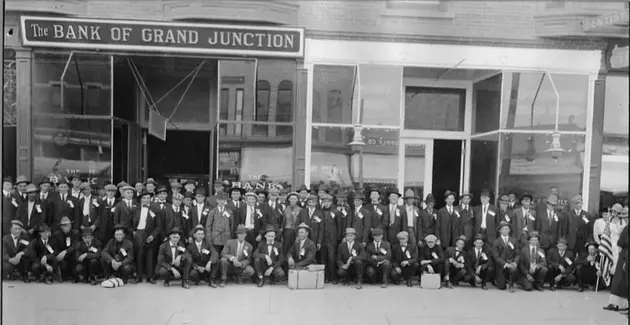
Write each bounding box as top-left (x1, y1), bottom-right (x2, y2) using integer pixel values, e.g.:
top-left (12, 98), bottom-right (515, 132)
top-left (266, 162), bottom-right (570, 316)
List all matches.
top-left (1, 175), bottom-right (627, 309)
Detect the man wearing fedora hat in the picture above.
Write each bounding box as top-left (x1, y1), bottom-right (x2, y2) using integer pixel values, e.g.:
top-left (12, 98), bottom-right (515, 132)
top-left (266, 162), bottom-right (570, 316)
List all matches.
top-left (253, 225), bottom-right (285, 287)
top-left (384, 188), bottom-right (403, 243)
top-left (101, 224), bottom-right (135, 283)
top-left (78, 182), bottom-right (100, 233)
top-left (14, 175), bottom-right (30, 204)
top-left (497, 195), bottom-right (513, 225)
top-left (51, 180), bottom-right (80, 231)
top-left (334, 191), bottom-right (350, 240)
top-left (38, 178), bottom-right (55, 227)
top-left (365, 227), bottom-right (392, 288)
top-left (563, 195), bottom-right (595, 254)
top-left (456, 192), bottom-right (474, 249)
top-left (287, 223), bottom-right (317, 269)
top-left (547, 237), bottom-right (576, 291)
top-left (436, 190), bottom-right (457, 250)
top-left (418, 194), bottom-right (438, 248)
top-left (114, 185), bottom-right (137, 239)
top-left (51, 216), bottom-right (80, 281)
top-left (468, 234), bottom-right (494, 290)
top-left (296, 194), bottom-right (323, 249)
top-left (156, 227), bottom-right (191, 288)
top-left (473, 190), bottom-right (499, 247)
top-left (519, 231), bottom-right (548, 291)
top-left (444, 235), bottom-right (471, 288)
top-left (74, 227), bottom-right (102, 285)
top-left (168, 181), bottom-right (182, 204)
top-left (367, 187), bottom-right (388, 241)
top-left (346, 192), bottom-right (371, 247)
top-left (98, 184), bottom-right (118, 245)
top-left (538, 195), bottom-right (563, 254)
top-left (296, 184), bottom-right (309, 208)
top-left (27, 224), bottom-right (60, 284)
top-left (401, 189), bottom-right (420, 247)
top-left (190, 188), bottom-right (211, 235)
top-left (205, 191), bottom-right (233, 254)
top-left (259, 187), bottom-right (285, 241)
top-left (2, 177), bottom-right (20, 236)
top-left (132, 190), bottom-right (162, 284)
top-left (17, 184), bottom-right (46, 239)
top-left (513, 193), bottom-right (537, 249)
top-left (2, 220), bottom-right (31, 282)
top-left (161, 193), bottom-right (184, 245)
top-left (184, 225), bottom-right (219, 287)
top-left (144, 178), bottom-right (157, 196)
top-left (492, 221), bottom-right (519, 292)
top-left (391, 231), bottom-right (419, 287)
top-left (337, 227), bottom-right (366, 289)
top-left (575, 241), bottom-right (602, 292)
top-left (219, 225), bottom-right (255, 286)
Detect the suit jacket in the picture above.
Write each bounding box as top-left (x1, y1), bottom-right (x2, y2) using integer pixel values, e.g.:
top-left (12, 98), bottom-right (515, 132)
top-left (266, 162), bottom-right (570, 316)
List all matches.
top-left (365, 240), bottom-right (392, 266)
top-left (132, 204), bottom-right (162, 246)
top-left (575, 251), bottom-right (600, 268)
top-left (296, 208), bottom-right (323, 244)
top-left (50, 193), bottom-right (80, 227)
top-left (77, 196), bottom-right (101, 230)
top-left (205, 206), bottom-right (233, 245)
top-left (507, 202), bottom-right (520, 212)
top-left (561, 209), bottom-right (594, 252)
top-left (287, 237), bottom-right (317, 268)
top-left (467, 246), bottom-right (493, 274)
top-left (497, 208), bottom-right (513, 224)
top-left (16, 199), bottom-right (46, 233)
top-left (226, 200), bottom-right (245, 235)
top-left (319, 207), bottom-right (341, 246)
top-left (445, 247), bottom-right (470, 268)
top-left (334, 205), bottom-right (349, 240)
top-left (113, 200), bottom-right (137, 234)
top-left (473, 204), bottom-right (499, 244)
top-left (518, 244), bottom-right (547, 276)
top-left (419, 244), bottom-right (445, 265)
top-left (221, 239), bottom-right (253, 266)
top-left (157, 240), bottom-right (188, 270)
top-left (180, 205), bottom-right (194, 239)
top-left (418, 208), bottom-right (438, 243)
top-left (536, 208), bottom-right (562, 250)
top-left (547, 248), bottom-right (575, 275)
top-left (400, 204), bottom-right (419, 240)
top-left (97, 197), bottom-right (118, 240)
top-left (27, 237), bottom-right (58, 259)
top-left (384, 203), bottom-right (404, 243)
top-left (2, 192), bottom-right (20, 235)
top-left (101, 238), bottom-right (134, 265)
top-left (391, 244), bottom-right (418, 268)
top-left (51, 229), bottom-right (80, 257)
top-left (513, 208), bottom-right (537, 248)
top-left (2, 233), bottom-right (30, 261)
top-left (365, 203), bottom-right (388, 233)
top-left (259, 201), bottom-right (285, 235)
top-left (190, 202), bottom-right (210, 230)
top-left (253, 241), bottom-right (284, 268)
top-left (436, 206), bottom-right (455, 248)
top-left (38, 192), bottom-right (55, 230)
top-left (74, 238), bottom-right (102, 261)
top-left (185, 239), bottom-right (218, 266)
top-left (336, 240), bottom-right (366, 267)
top-left (346, 206), bottom-right (371, 244)
top-left (492, 236), bottom-right (520, 267)
top-left (161, 205), bottom-right (182, 242)
top-left (454, 205), bottom-right (474, 244)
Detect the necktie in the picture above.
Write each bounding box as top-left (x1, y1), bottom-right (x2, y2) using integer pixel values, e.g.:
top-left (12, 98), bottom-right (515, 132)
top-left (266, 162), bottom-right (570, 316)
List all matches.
top-left (62, 194), bottom-right (66, 202)
top-left (376, 242), bottom-right (380, 251)
top-left (531, 247), bottom-right (536, 263)
top-left (237, 242), bottom-right (243, 257)
top-left (390, 205), bottom-right (396, 225)
top-left (549, 210), bottom-right (553, 222)
top-left (483, 205), bottom-right (487, 216)
top-left (348, 243), bottom-right (352, 253)
top-left (504, 237), bottom-right (508, 245)
top-left (477, 249), bottom-right (480, 260)
top-left (268, 245), bottom-right (273, 255)
top-left (236, 201), bottom-right (239, 209)
top-left (448, 206), bottom-right (452, 214)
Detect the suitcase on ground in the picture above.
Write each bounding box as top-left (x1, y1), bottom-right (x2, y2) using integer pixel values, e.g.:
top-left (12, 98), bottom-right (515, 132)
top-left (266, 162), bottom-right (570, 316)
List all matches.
top-left (420, 273), bottom-right (441, 289)
top-left (288, 265), bottom-right (325, 290)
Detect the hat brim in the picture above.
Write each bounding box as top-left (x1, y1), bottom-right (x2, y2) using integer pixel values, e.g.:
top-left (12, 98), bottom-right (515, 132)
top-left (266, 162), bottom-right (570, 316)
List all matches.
top-left (520, 195), bottom-right (533, 202)
top-left (230, 188), bottom-right (247, 195)
top-left (168, 230), bottom-right (183, 236)
top-left (403, 195), bottom-right (419, 200)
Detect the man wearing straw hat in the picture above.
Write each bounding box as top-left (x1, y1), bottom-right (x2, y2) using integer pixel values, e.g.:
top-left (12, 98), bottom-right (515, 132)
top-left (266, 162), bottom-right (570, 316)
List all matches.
top-left (337, 227), bottom-right (365, 289)
top-left (28, 223), bottom-right (60, 284)
top-left (51, 216), bottom-right (80, 282)
top-left (401, 189), bottom-right (420, 247)
top-left (253, 225), bottom-right (285, 287)
top-left (287, 223), bottom-right (317, 269)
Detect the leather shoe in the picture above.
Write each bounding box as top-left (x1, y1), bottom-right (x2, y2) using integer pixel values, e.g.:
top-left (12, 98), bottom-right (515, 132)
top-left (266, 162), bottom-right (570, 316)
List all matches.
top-left (356, 282), bottom-right (363, 290)
top-left (550, 284), bottom-right (557, 291)
top-left (481, 284), bottom-right (487, 290)
top-left (43, 276), bottom-right (52, 285)
top-left (534, 285), bottom-right (544, 292)
top-left (332, 280), bottom-right (338, 285)
top-left (90, 278), bottom-right (99, 286)
top-left (446, 281), bottom-right (454, 289)
top-left (406, 280), bottom-right (413, 287)
top-left (209, 280), bottom-right (218, 288)
top-left (129, 278), bottom-right (138, 284)
top-left (236, 278), bottom-right (243, 285)
top-left (603, 304), bottom-right (619, 311)
top-left (381, 282), bottom-right (388, 288)
top-left (508, 284), bottom-right (515, 293)
top-left (257, 278), bottom-right (265, 288)
top-left (163, 281), bottom-right (170, 287)
top-left (578, 286), bottom-right (584, 292)
top-left (148, 278), bottom-right (156, 285)
top-left (23, 276), bottom-right (30, 284)
top-left (182, 281), bottom-right (190, 289)
top-left (219, 280), bottom-right (226, 287)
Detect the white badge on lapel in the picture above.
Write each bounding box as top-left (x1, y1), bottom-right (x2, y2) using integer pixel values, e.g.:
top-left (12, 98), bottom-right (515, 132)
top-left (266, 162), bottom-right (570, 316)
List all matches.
top-left (182, 212), bottom-right (189, 219)
top-left (203, 209), bottom-right (209, 216)
top-left (431, 252), bottom-right (438, 259)
top-left (379, 247), bottom-right (387, 255)
top-left (65, 237), bottom-right (71, 247)
top-left (330, 212), bottom-right (335, 219)
top-left (299, 248), bottom-right (305, 256)
top-left (256, 209), bottom-right (262, 218)
top-left (505, 215), bottom-right (510, 222)
top-left (488, 210), bottom-right (495, 217)
top-left (36, 205), bottom-right (42, 213)
top-left (537, 251), bottom-right (545, 258)
top-left (68, 201), bottom-right (74, 208)
top-left (433, 213), bottom-right (437, 220)
top-left (314, 216), bottom-right (321, 223)
top-left (554, 214), bottom-right (558, 222)
top-left (582, 216), bottom-right (589, 224)
top-left (458, 255), bottom-right (464, 263)
top-left (396, 209), bottom-right (400, 217)
top-left (149, 210), bottom-right (156, 218)
top-left (46, 244), bottom-right (54, 254)
top-left (376, 208), bottom-right (382, 216)
top-left (223, 211), bottom-right (230, 218)
top-left (455, 211), bottom-right (460, 218)
top-left (92, 200), bottom-right (99, 207)
top-left (20, 239), bottom-right (29, 246)
top-left (351, 249), bottom-right (357, 257)
top-left (413, 209), bottom-right (419, 217)
top-left (405, 250), bottom-right (411, 259)
top-left (120, 248), bottom-right (127, 257)
top-left (89, 247), bottom-right (98, 253)
top-left (482, 253), bottom-right (488, 261)
top-left (273, 247), bottom-right (279, 255)
top-left (358, 212), bottom-right (363, 219)
top-left (565, 257), bottom-right (572, 265)
top-left (178, 246), bottom-right (186, 253)
top-left (202, 248), bottom-right (210, 255)
top-left (243, 248), bottom-right (249, 257)
top-left (110, 207), bottom-right (116, 213)
top-left (341, 209), bottom-right (347, 217)
top-left (508, 242), bottom-right (514, 250)
top-left (11, 198), bottom-right (18, 207)
top-left (528, 214), bottom-right (535, 221)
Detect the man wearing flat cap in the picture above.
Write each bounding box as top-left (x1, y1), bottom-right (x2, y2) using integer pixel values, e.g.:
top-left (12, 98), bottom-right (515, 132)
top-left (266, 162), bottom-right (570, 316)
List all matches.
top-left (419, 234), bottom-right (445, 281)
top-left (219, 225), bottom-right (255, 287)
top-left (297, 194), bottom-right (323, 249)
top-left (156, 227), bottom-right (191, 288)
top-left (132, 190), bottom-right (162, 284)
top-left (253, 225), bottom-right (285, 287)
top-left (205, 192), bottom-right (233, 254)
top-left (184, 225), bottom-right (219, 287)
top-left (513, 193), bottom-right (537, 249)
top-left (144, 178), bottom-right (157, 196)
top-left (492, 221), bottom-right (520, 292)
top-left (546, 237), bottom-right (576, 291)
top-left (51, 216), bottom-right (80, 281)
top-left (337, 227), bottom-right (366, 289)
top-left (563, 195), bottom-right (594, 254)
top-left (287, 223), bottom-right (317, 269)
top-left (101, 224), bottom-right (135, 283)
top-left (538, 195), bottom-right (562, 254)
top-left (27, 224), bottom-right (60, 284)
top-left (114, 185), bottom-right (137, 239)
top-left (519, 231), bottom-right (548, 291)
top-left (365, 227), bottom-right (392, 288)
top-left (98, 184), bottom-right (118, 245)
top-left (347, 192), bottom-right (371, 248)
top-left (2, 220), bottom-right (31, 282)
top-left (77, 182), bottom-right (100, 233)
top-left (259, 187), bottom-right (285, 241)
top-left (473, 189), bottom-right (499, 247)
top-left (418, 194), bottom-right (438, 248)
top-left (74, 227), bottom-right (102, 285)
top-left (468, 234), bottom-right (494, 290)
top-left (17, 184), bottom-right (46, 239)
top-left (575, 241), bottom-right (602, 292)
top-left (444, 235), bottom-right (471, 288)
top-left (391, 231), bottom-right (419, 287)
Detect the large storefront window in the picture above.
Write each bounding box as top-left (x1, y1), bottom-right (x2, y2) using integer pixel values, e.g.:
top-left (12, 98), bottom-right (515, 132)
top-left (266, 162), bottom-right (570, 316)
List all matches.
top-left (359, 65), bottom-right (402, 126)
top-left (3, 48), bottom-right (17, 180)
top-left (470, 133), bottom-right (499, 205)
top-left (501, 72), bottom-right (588, 131)
top-left (499, 132), bottom-right (585, 207)
top-left (312, 65), bottom-right (356, 124)
top-left (32, 52), bottom-right (113, 184)
top-left (473, 74), bottom-right (502, 134)
top-left (404, 87), bottom-right (466, 131)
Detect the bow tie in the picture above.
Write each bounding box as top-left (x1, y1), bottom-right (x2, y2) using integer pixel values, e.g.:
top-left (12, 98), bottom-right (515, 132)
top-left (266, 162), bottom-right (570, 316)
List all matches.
top-left (142, 205), bottom-right (150, 208)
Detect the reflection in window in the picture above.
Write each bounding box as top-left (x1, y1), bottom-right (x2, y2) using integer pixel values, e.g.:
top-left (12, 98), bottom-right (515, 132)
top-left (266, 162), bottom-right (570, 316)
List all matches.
top-left (499, 132), bottom-right (584, 206)
top-left (235, 89), bottom-right (244, 136)
top-left (403, 144), bottom-right (425, 202)
top-left (474, 74), bottom-right (502, 133)
top-left (470, 134), bottom-right (499, 205)
top-left (359, 65), bottom-right (402, 126)
top-left (405, 87), bottom-right (465, 131)
top-left (312, 65), bottom-right (355, 124)
top-left (501, 72), bottom-right (588, 131)
top-left (277, 80), bottom-right (293, 136)
top-left (254, 80), bottom-right (270, 136)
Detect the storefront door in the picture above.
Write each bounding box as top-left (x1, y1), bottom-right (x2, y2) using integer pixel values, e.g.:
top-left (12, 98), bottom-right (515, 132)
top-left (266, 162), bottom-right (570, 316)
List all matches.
top-left (397, 138), bottom-right (433, 203)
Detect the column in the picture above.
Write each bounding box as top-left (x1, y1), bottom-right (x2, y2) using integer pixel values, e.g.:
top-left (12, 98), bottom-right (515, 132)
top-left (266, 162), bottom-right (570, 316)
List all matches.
top-left (15, 48), bottom-right (32, 179)
top-left (587, 72), bottom-right (607, 214)
top-left (292, 66), bottom-right (308, 189)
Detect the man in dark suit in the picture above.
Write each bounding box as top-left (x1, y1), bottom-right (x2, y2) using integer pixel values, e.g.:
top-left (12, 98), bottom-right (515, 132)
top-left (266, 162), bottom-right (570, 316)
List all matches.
top-left (185, 225), bottom-right (219, 287)
top-left (2, 220), bottom-right (31, 282)
top-left (14, 175), bottom-right (29, 204)
top-left (296, 184), bottom-right (309, 208)
top-left (519, 231), bottom-right (548, 291)
top-left (101, 224), bottom-right (135, 283)
top-left (497, 195), bottom-right (513, 224)
top-left (162, 193), bottom-right (183, 244)
top-left (390, 231), bottom-right (419, 287)
top-left (417, 194), bottom-right (438, 248)
top-left (319, 193), bottom-right (340, 283)
top-left (561, 195), bottom-right (594, 255)
top-left (253, 225), bottom-right (285, 287)
top-left (219, 225), bottom-right (255, 287)
top-left (181, 192), bottom-right (195, 242)
top-left (37, 178), bottom-right (55, 230)
top-left (365, 227), bottom-right (392, 288)
top-left (507, 191), bottom-right (519, 212)
top-left (546, 237), bottom-right (576, 290)
top-left (190, 188), bottom-right (210, 234)
top-left (27, 224), bottom-right (59, 284)
top-left (436, 190), bottom-right (456, 250)
top-left (287, 223), bottom-right (317, 269)
top-left (113, 185), bottom-right (136, 239)
top-left (444, 235), bottom-right (471, 288)
top-left (493, 221), bottom-right (520, 292)
top-left (74, 227), bottom-right (102, 285)
top-left (468, 234), bottom-right (494, 290)
top-left (419, 234), bottom-right (445, 280)
top-left (226, 187), bottom-right (245, 228)
top-left (17, 184), bottom-right (46, 239)
top-left (537, 195), bottom-right (563, 254)
top-left (156, 227), bottom-right (190, 288)
top-left (473, 189), bottom-right (499, 246)
top-left (296, 195), bottom-right (323, 248)
top-left (77, 183), bottom-right (100, 233)
top-left (513, 193), bottom-right (537, 249)
top-left (366, 188), bottom-right (388, 241)
top-left (400, 189), bottom-right (420, 248)
top-left (205, 181), bottom-right (226, 210)
top-left (575, 241), bottom-right (601, 292)
top-left (131, 190), bottom-right (162, 284)
top-left (98, 184), bottom-right (118, 245)
top-left (50, 180), bottom-right (79, 230)
top-left (347, 193), bottom-right (371, 248)
top-left (337, 227), bottom-right (366, 289)
top-left (455, 192), bottom-right (474, 249)
top-left (153, 185), bottom-right (169, 211)
top-left (51, 217), bottom-right (80, 281)
top-left (383, 188), bottom-right (403, 244)
top-left (2, 177), bottom-right (20, 236)
top-left (238, 192), bottom-right (265, 248)
top-left (259, 187), bottom-right (284, 240)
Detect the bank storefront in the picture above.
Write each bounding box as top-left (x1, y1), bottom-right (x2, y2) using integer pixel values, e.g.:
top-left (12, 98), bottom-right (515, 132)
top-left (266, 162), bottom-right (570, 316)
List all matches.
top-left (12, 15), bottom-right (305, 190)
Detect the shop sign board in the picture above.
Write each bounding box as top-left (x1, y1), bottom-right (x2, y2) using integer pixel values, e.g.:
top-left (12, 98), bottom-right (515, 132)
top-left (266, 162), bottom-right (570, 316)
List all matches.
top-left (582, 9), bottom-right (629, 32)
top-left (21, 16), bottom-right (304, 58)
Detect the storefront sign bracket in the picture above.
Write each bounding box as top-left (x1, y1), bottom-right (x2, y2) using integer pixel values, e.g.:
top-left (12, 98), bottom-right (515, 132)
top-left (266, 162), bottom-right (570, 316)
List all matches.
top-left (435, 59), bottom-right (465, 81)
top-left (59, 51), bottom-right (75, 113)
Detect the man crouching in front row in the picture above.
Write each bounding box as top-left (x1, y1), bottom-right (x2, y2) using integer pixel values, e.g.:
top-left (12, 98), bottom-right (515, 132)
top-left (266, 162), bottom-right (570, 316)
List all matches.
top-left (253, 225), bottom-right (285, 287)
top-left (219, 225), bottom-right (255, 287)
top-left (156, 227), bottom-right (190, 288)
top-left (185, 225), bottom-right (220, 287)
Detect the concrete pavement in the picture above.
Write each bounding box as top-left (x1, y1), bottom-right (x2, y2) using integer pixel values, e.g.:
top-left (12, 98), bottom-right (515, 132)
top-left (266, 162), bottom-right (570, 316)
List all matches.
top-left (1, 281), bottom-right (626, 325)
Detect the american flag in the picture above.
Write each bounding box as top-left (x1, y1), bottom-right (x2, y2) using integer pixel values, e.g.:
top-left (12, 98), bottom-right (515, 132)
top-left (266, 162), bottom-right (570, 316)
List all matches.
top-left (598, 219), bottom-right (615, 286)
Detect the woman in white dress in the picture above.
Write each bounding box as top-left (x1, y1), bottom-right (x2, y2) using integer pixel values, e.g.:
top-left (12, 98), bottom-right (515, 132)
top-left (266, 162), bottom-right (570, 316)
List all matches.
top-left (594, 204), bottom-right (628, 274)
